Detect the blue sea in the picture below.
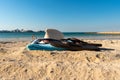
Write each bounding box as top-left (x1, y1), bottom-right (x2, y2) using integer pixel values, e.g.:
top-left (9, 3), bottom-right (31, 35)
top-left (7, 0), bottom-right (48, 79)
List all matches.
top-left (0, 32), bottom-right (120, 41)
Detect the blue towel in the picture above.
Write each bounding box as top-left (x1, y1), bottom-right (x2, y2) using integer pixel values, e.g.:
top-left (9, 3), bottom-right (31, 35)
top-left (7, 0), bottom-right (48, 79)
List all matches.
top-left (27, 43), bottom-right (65, 51)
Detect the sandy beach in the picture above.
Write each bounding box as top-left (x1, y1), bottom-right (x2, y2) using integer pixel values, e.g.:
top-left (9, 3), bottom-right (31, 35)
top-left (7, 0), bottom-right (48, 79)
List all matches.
top-left (0, 40), bottom-right (120, 80)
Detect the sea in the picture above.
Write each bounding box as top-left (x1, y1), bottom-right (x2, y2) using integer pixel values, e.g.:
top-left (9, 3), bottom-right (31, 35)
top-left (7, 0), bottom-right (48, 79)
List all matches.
top-left (0, 32), bottom-right (120, 41)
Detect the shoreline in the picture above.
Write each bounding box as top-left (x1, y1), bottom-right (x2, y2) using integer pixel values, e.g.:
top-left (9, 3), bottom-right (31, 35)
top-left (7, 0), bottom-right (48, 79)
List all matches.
top-left (97, 32), bottom-right (120, 34)
top-left (0, 35), bottom-right (120, 42)
top-left (0, 32), bottom-right (120, 42)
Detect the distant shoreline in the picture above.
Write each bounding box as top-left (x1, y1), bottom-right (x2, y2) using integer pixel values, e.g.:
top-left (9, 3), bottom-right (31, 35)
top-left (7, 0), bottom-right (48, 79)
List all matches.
top-left (0, 29), bottom-right (44, 33)
top-left (97, 32), bottom-right (120, 34)
top-left (64, 32), bottom-right (120, 34)
top-left (0, 29), bottom-right (120, 34)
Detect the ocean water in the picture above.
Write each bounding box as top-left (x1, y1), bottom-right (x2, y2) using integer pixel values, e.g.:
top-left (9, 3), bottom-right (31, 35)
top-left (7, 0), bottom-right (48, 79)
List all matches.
top-left (0, 32), bottom-right (120, 41)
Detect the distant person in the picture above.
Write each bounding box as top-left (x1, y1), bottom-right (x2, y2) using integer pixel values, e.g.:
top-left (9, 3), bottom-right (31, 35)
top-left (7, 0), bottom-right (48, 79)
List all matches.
top-left (32, 34), bottom-right (37, 41)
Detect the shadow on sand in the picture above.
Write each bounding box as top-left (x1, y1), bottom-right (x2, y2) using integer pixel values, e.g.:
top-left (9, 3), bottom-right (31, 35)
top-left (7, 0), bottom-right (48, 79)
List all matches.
top-left (99, 48), bottom-right (115, 51)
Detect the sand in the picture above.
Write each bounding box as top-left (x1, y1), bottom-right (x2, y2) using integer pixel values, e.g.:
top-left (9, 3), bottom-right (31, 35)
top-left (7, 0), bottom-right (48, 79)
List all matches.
top-left (0, 40), bottom-right (120, 80)
top-left (97, 32), bottom-right (120, 34)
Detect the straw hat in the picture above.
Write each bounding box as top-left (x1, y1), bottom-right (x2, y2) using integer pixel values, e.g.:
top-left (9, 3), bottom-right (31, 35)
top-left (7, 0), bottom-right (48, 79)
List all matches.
top-left (44, 29), bottom-right (64, 40)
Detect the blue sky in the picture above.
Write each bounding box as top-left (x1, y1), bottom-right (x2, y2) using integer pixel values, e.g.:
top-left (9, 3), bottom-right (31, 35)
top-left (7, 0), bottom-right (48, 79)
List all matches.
top-left (0, 0), bottom-right (120, 32)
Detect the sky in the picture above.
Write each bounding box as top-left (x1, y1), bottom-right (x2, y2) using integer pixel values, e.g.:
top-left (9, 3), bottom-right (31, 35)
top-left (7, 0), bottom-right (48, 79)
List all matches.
top-left (0, 0), bottom-right (120, 32)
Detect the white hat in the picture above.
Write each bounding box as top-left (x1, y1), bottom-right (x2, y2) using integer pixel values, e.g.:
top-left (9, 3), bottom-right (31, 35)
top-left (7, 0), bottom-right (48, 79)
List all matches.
top-left (44, 29), bottom-right (64, 40)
